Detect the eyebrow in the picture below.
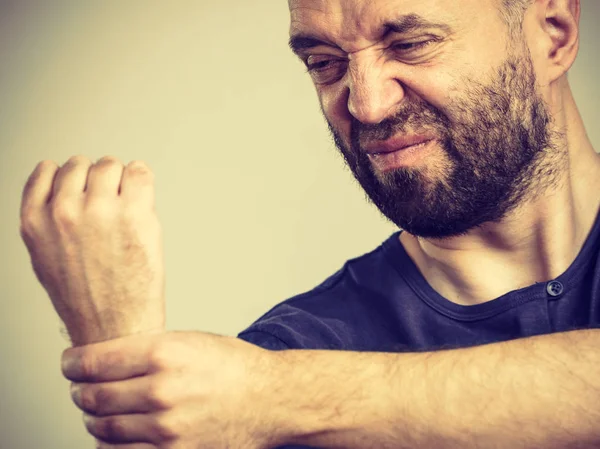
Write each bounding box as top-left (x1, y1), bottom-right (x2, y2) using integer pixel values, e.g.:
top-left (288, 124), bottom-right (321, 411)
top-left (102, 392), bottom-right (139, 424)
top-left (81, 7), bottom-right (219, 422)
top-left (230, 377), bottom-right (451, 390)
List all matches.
top-left (383, 13), bottom-right (452, 36)
top-left (288, 13), bottom-right (452, 56)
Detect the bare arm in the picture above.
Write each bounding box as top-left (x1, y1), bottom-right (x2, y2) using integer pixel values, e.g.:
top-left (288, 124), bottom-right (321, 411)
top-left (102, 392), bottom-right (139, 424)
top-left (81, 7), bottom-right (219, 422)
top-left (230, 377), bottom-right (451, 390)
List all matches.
top-left (271, 329), bottom-right (600, 449)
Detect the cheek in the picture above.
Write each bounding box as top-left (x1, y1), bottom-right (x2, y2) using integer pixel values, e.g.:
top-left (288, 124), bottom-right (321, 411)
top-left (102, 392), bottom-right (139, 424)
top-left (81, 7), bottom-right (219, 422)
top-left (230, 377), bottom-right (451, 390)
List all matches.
top-left (525, 53), bottom-right (552, 103)
top-left (402, 66), bottom-right (463, 112)
top-left (317, 83), bottom-right (353, 144)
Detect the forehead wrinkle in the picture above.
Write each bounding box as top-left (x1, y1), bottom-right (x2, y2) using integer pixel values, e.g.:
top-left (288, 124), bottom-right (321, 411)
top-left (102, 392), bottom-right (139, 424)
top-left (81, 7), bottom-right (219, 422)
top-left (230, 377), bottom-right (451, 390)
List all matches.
top-left (290, 9), bottom-right (389, 54)
top-left (332, 3), bottom-right (393, 48)
top-left (290, 2), bottom-right (457, 55)
top-left (289, 3), bottom-right (341, 36)
top-left (290, 7), bottom-right (368, 53)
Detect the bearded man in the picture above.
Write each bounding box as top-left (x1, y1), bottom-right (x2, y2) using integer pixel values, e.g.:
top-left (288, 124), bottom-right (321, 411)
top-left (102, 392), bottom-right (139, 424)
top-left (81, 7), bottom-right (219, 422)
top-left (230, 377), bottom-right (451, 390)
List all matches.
top-left (20, 0), bottom-right (600, 448)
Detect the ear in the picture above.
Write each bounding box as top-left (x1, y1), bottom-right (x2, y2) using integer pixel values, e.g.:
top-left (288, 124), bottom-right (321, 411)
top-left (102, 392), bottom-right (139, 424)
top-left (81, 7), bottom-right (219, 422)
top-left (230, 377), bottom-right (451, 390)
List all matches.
top-left (540, 0), bottom-right (580, 81)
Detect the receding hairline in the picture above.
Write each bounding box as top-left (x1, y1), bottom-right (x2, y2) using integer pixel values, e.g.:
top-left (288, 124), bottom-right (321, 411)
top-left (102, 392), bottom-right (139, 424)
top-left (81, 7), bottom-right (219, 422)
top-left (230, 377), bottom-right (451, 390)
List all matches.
top-left (287, 0), bottom-right (532, 22)
top-left (287, 0), bottom-right (533, 45)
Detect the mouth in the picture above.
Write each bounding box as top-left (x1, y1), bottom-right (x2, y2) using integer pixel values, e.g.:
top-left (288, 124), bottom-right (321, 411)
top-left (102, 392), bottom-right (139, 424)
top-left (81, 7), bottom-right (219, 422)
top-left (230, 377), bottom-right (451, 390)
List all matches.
top-left (365, 137), bottom-right (437, 171)
top-left (369, 139), bottom-right (433, 156)
top-left (365, 134), bottom-right (435, 156)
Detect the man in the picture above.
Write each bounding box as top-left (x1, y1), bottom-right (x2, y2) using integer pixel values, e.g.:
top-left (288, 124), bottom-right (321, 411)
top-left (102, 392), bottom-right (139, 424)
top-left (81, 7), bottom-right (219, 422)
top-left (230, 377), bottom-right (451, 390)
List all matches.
top-left (19, 0), bottom-right (600, 448)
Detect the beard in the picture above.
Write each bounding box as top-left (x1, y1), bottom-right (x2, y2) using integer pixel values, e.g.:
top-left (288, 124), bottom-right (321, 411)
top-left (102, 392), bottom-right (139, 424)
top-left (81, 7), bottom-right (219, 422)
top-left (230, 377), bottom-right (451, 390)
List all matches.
top-left (328, 45), bottom-right (567, 239)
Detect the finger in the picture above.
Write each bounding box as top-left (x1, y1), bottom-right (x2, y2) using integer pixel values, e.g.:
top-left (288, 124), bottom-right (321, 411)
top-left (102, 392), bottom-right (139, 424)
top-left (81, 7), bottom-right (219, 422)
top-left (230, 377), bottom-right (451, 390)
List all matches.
top-left (119, 161), bottom-right (156, 208)
top-left (83, 411), bottom-right (172, 445)
top-left (20, 160), bottom-right (59, 219)
top-left (61, 333), bottom-right (159, 382)
top-left (71, 374), bottom-right (171, 416)
top-left (50, 155), bottom-right (93, 202)
top-left (86, 156), bottom-right (125, 198)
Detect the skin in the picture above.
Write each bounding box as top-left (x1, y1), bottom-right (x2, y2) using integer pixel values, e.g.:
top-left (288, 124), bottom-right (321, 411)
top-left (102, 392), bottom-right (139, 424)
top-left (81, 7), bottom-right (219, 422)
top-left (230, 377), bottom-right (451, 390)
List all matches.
top-left (289, 0), bottom-right (600, 305)
top-left (19, 155), bottom-right (168, 448)
top-left (20, 0), bottom-right (600, 448)
top-left (19, 156), bottom-right (166, 345)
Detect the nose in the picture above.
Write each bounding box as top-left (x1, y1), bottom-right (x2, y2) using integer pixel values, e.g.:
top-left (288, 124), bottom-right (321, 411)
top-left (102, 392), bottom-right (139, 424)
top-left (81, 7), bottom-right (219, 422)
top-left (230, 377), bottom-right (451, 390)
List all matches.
top-left (346, 57), bottom-right (406, 125)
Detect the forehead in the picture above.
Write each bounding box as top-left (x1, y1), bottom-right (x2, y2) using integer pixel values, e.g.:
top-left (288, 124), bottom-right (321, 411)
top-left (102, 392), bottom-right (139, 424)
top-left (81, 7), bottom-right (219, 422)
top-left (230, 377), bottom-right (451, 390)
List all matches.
top-left (289, 0), bottom-right (496, 47)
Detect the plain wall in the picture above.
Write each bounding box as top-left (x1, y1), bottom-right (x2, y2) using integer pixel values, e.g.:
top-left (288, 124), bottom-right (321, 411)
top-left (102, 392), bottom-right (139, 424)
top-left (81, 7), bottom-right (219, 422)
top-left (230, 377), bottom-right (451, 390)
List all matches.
top-left (0, 1), bottom-right (598, 448)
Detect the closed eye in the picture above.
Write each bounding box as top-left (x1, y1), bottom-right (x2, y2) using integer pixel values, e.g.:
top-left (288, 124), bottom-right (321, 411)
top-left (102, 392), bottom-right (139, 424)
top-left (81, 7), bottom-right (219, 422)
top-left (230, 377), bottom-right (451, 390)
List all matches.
top-left (307, 60), bottom-right (335, 71)
top-left (393, 39), bottom-right (436, 52)
top-left (304, 56), bottom-right (347, 85)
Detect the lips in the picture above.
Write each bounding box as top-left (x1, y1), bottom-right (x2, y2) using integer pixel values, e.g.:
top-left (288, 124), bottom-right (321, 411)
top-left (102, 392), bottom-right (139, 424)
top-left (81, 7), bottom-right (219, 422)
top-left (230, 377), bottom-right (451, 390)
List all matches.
top-left (365, 135), bottom-right (435, 155)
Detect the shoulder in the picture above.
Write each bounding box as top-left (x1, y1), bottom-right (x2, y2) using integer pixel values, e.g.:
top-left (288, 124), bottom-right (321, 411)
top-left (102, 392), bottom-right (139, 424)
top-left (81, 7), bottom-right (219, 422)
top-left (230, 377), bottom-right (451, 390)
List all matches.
top-left (237, 233), bottom-right (402, 350)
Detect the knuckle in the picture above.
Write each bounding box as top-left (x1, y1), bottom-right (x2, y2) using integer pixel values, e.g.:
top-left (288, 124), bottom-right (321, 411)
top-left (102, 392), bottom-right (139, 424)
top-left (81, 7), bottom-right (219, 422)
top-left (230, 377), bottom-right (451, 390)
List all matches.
top-left (50, 201), bottom-right (79, 228)
top-left (84, 414), bottom-right (95, 434)
top-left (36, 160), bottom-right (59, 171)
top-left (19, 206), bottom-right (36, 226)
top-left (19, 217), bottom-right (38, 239)
top-left (65, 155), bottom-right (92, 166)
top-left (79, 385), bottom-right (97, 412)
top-left (148, 339), bottom-right (174, 370)
top-left (153, 413), bottom-right (178, 441)
top-left (126, 160), bottom-right (153, 174)
top-left (23, 160), bottom-right (57, 197)
top-left (98, 416), bottom-right (126, 441)
top-left (92, 387), bottom-right (112, 415)
top-left (18, 223), bottom-right (29, 241)
top-left (84, 414), bottom-right (99, 437)
top-left (102, 349), bottom-right (126, 370)
top-left (96, 155), bottom-right (122, 164)
top-left (78, 352), bottom-right (98, 379)
top-left (125, 161), bottom-right (155, 183)
top-left (94, 156), bottom-right (123, 169)
top-left (147, 376), bottom-right (173, 410)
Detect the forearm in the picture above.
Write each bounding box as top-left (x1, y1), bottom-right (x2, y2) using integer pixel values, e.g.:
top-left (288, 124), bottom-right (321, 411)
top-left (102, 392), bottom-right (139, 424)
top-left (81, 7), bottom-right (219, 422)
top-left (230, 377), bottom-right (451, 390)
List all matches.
top-left (272, 329), bottom-right (600, 449)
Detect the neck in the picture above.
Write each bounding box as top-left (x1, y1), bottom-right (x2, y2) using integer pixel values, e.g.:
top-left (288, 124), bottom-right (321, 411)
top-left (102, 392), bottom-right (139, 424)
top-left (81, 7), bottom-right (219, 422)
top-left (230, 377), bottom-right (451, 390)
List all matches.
top-left (402, 84), bottom-right (600, 306)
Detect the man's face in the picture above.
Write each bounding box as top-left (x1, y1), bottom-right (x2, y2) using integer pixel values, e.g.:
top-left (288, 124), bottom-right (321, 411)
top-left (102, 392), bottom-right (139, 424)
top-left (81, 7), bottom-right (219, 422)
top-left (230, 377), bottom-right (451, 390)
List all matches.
top-left (289, 0), bottom-right (565, 238)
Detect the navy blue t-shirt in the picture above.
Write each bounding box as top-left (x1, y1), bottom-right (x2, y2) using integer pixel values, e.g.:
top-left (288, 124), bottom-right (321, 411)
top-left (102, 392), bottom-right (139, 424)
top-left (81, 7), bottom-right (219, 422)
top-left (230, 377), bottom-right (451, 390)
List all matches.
top-left (237, 212), bottom-right (600, 448)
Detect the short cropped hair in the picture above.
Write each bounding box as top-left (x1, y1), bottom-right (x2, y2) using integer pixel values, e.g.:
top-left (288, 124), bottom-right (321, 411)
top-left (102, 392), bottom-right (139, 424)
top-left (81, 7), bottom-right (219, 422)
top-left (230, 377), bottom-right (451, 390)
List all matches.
top-left (498, 0), bottom-right (532, 36)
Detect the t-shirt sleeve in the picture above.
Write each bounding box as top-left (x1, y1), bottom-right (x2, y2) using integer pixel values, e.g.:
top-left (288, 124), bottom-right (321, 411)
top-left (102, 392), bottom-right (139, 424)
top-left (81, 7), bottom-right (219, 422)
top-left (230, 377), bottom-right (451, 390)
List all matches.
top-left (237, 329), bottom-right (291, 351)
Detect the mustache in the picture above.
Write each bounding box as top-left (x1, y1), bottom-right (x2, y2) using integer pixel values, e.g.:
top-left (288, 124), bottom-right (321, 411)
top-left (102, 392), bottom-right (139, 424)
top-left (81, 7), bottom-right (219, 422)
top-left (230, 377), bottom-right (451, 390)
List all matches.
top-left (351, 100), bottom-right (452, 149)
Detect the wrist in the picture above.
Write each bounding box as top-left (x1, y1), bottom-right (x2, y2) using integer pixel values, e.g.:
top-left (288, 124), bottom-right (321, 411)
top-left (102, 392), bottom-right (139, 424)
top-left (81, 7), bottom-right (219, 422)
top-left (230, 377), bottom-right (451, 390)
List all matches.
top-left (64, 317), bottom-right (166, 347)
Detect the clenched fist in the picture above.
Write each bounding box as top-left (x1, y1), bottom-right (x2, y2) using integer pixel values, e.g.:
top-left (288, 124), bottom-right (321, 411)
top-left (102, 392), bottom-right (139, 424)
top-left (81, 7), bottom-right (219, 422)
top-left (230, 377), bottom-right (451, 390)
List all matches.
top-left (19, 155), bottom-right (166, 346)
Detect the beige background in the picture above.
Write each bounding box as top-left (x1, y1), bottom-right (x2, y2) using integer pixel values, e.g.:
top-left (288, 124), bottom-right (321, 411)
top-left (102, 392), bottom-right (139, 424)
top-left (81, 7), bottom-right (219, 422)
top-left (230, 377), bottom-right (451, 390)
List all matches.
top-left (0, 2), bottom-right (598, 448)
